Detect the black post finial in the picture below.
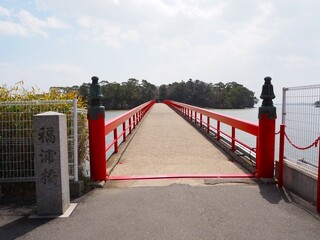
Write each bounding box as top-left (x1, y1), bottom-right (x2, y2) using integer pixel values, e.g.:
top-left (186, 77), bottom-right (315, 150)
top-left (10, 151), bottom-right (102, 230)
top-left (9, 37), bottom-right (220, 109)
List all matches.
top-left (258, 76), bottom-right (276, 119)
top-left (88, 76), bottom-right (105, 120)
top-left (89, 76), bottom-right (103, 107)
top-left (260, 76), bottom-right (275, 107)
top-left (91, 76), bottom-right (99, 84)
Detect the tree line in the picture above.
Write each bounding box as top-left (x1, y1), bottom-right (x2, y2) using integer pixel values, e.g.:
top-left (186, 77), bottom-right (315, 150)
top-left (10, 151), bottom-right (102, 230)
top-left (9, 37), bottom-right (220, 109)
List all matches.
top-left (159, 80), bottom-right (258, 109)
top-left (53, 78), bottom-right (258, 110)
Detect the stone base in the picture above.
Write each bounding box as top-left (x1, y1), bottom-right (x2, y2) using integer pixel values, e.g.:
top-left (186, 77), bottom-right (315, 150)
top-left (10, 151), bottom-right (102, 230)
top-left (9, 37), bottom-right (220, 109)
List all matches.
top-left (259, 178), bottom-right (277, 184)
top-left (70, 180), bottom-right (84, 198)
top-left (30, 203), bottom-right (77, 219)
top-left (275, 160), bottom-right (317, 204)
top-left (90, 181), bottom-right (106, 188)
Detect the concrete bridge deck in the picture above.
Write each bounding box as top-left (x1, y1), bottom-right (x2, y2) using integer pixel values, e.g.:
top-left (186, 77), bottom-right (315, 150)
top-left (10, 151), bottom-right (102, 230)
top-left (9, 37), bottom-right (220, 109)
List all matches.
top-left (110, 103), bottom-right (248, 181)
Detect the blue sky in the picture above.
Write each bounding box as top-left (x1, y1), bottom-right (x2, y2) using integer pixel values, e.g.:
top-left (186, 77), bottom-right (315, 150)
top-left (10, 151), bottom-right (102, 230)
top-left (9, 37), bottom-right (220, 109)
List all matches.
top-left (0, 0), bottom-right (320, 101)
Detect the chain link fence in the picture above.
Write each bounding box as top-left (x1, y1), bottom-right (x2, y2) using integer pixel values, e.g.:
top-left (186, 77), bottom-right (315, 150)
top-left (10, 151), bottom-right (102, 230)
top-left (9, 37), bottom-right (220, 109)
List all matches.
top-left (0, 100), bottom-right (88, 182)
top-left (282, 84), bottom-right (320, 172)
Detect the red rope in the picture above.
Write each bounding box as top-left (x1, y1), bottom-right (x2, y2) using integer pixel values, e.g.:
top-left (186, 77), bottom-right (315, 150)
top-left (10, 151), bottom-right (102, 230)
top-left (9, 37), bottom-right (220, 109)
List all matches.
top-left (284, 132), bottom-right (319, 150)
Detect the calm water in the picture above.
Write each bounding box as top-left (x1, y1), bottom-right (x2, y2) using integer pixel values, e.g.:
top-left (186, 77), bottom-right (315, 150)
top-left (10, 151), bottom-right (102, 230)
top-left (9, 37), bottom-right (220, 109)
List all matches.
top-left (105, 110), bottom-right (129, 121)
top-left (105, 110), bottom-right (128, 159)
top-left (207, 106), bottom-right (265, 153)
top-left (85, 110), bottom-right (128, 176)
top-left (283, 104), bottom-right (320, 169)
top-left (210, 104), bottom-right (319, 169)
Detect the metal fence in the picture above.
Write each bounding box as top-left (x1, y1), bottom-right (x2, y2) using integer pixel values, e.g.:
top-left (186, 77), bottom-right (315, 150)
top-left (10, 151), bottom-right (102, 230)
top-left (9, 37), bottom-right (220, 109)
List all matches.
top-left (282, 85), bottom-right (320, 172)
top-left (0, 99), bottom-right (87, 182)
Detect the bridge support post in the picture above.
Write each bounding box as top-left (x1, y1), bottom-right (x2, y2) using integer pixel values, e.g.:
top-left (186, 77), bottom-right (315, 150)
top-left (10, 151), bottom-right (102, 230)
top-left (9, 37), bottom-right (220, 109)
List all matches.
top-left (129, 118), bottom-right (132, 134)
top-left (257, 77), bottom-right (276, 179)
top-left (217, 121), bottom-right (221, 141)
top-left (88, 76), bottom-right (107, 181)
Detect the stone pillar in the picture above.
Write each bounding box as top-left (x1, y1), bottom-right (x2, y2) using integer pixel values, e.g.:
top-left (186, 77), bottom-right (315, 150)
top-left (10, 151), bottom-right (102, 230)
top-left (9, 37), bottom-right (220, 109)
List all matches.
top-left (34, 112), bottom-right (70, 215)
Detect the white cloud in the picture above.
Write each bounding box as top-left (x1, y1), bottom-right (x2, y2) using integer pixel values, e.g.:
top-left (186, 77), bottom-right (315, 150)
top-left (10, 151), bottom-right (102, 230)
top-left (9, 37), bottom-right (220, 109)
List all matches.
top-left (46, 17), bottom-right (70, 29)
top-left (277, 55), bottom-right (320, 68)
top-left (0, 7), bottom-right (70, 37)
top-left (156, 38), bottom-right (191, 52)
top-left (77, 16), bottom-right (140, 47)
top-left (0, 5), bottom-right (10, 16)
top-left (35, 64), bottom-right (83, 75)
top-left (0, 62), bottom-right (16, 72)
top-left (0, 20), bottom-right (28, 36)
top-left (130, 0), bottom-right (225, 19)
top-left (18, 10), bottom-right (70, 37)
top-left (0, 62), bottom-right (87, 90)
top-left (2, 0), bottom-right (320, 96)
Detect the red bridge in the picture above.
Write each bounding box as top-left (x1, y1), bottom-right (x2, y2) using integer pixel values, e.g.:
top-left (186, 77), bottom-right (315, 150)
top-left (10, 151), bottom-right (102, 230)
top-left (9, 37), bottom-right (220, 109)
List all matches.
top-left (87, 77), bottom-right (320, 214)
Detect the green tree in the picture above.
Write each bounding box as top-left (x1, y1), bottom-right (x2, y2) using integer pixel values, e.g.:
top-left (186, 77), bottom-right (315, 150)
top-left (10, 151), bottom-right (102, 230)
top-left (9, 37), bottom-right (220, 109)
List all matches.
top-left (159, 84), bottom-right (167, 101)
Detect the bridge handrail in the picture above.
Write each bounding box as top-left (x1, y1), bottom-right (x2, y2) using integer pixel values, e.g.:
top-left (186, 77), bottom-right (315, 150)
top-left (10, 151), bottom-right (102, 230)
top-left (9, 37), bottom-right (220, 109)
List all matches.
top-left (163, 100), bottom-right (258, 136)
top-left (105, 100), bottom-right (156, 135)
top-left (163, 100), bottom-right (258, 171)
top-left (88, 99), bottom-right (156, 181)
top-left (104, 100), bottom-right (156, 153)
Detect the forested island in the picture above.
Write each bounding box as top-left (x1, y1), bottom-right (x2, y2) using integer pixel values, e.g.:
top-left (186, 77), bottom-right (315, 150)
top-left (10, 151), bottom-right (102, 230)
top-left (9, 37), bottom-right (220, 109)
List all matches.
top-left (52, 78), bottom-right (258, 110)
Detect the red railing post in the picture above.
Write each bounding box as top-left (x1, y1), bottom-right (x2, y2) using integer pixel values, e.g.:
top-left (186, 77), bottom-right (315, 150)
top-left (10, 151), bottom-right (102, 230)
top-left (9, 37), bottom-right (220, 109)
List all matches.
top-left (114, 128), bottom-right (118, 153)
top-left (217, 121), bottom-right (221, 141)
top-left (194, 111), bottom-right (197, 123)
top-left (278, 124), bottom-right (285, 188)
top-left (190, 110), bottom-right (192, 121)
top-left (207, 117), bottom-right (210, 133)
top-left (317, 142), bottom-right (320, 213)
top-left (257, 77), bottom-right (276, 179)
top-left (129, 117), bottom-right (132, 134)
top-left (87, 76), bottom-right (107, 181)
top-left (231, 127), bottom-right (236, 151)
top-left (200, 114), bottom-right (203, 128)
top-left (123, 122), bottom-right (126, 142)
top-left (133, 114), bottom-right (136, 129)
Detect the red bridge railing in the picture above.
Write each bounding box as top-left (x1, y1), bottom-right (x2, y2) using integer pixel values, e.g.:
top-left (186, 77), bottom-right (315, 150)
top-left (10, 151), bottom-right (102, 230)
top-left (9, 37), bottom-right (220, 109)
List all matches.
top-left (163, 99), bottom-right (275, 179)
top-left (87, 76), bottom-right (276, 182)
top-left (88, 99), bottom-right (156, 181)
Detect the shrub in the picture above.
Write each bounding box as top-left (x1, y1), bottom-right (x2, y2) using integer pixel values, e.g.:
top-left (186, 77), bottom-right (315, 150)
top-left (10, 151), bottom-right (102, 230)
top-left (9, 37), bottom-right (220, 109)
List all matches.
top-left (0, 81), bottom-right (88, 182)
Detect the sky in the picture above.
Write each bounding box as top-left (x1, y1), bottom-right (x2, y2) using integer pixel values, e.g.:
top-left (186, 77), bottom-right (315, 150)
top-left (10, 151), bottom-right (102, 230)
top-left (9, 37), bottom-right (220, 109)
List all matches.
top-left (0, 0), bottom-right (319, 102)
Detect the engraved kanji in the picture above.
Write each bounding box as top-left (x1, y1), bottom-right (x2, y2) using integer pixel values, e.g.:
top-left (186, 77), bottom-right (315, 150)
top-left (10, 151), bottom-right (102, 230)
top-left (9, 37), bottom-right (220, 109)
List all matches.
top-left (40, 149), bottom-right (56, 164)
top-left (38, 127), bottom-right (56, 144)
top-left (40, 168), bottom-right (58, 185)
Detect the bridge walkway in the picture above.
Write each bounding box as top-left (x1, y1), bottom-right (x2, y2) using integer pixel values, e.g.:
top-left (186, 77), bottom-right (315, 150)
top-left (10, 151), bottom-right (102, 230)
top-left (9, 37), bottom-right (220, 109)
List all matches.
top-left (109, 103), bottom-right (249, 182)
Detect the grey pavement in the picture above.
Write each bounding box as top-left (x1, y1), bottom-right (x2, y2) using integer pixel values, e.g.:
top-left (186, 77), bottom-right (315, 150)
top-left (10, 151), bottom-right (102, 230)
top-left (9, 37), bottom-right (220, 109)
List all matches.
top-left (1, 183), bottom-right (320, 240)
